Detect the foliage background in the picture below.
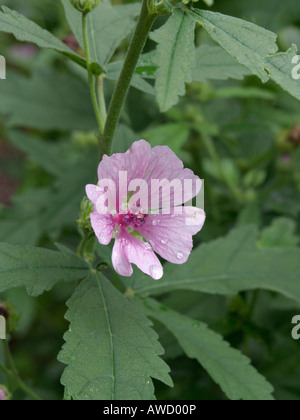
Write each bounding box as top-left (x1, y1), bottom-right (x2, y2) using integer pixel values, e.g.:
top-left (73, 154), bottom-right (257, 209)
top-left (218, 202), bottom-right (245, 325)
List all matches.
top-left (0, 0), bottom-right (299, 400)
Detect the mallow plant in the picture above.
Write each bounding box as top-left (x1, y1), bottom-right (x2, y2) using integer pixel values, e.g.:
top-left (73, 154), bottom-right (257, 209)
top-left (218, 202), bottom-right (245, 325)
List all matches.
top-left (0, 0), bottom-right (299, 400)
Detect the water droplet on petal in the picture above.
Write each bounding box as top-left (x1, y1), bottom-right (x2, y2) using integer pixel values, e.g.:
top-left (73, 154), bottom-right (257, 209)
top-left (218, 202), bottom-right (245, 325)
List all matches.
top-left (121, 238), bottom-right (128, 246)
top-left (98, 234), bottom-right (106, 243)
top-left (176, 252), bottom-right (183, 260)
top-left (149, 265), bottom-right (163, 280)
top-left (144, 242), bottom-right (152, 250)
top-left (152, 219), bottom-right (161, 226)
top-left (161, 239), bottom-right (168, 244)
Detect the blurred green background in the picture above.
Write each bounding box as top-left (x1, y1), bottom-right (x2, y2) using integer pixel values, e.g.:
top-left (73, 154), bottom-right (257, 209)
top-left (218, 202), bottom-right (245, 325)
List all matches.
top-left (0, 0), bottom-right (300, 400)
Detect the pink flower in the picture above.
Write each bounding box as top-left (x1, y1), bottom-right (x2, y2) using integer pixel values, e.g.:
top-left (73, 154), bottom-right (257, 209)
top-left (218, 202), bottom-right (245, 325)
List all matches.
top-left (86, 140), bottom-right (205, 280)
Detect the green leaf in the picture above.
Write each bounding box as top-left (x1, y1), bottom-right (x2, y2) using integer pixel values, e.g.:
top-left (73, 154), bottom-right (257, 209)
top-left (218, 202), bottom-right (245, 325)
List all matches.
top-left (259, 218), bottom-right (300, 248)
top-left (61, 0), bottom-right (140, 68)
top-left (265, 45), bottom-right (300, 100)
top-left (213, 86), bottom-right (275, 100)
top-left (190, 9), bottom-right (300, 100)
top-left (1, 135), bottom-right (98, 242)
top-left (150, 291), bottom-right (227, 361)
top-left (8, 130), bottom-right (66, 178)
top-left (112, 124), bottom-right (139, 154)
top-left (106, 61), bottom-right (156, 95)
top-left (0, 243), bottom-right (89, 296)
top-left (144, 299), bottom-right (274, 400)
top-left (59, 273), bottom-right (172, 400)
top-left (142, 123), bottom-right (189, 153)
top-left (44, 148), bottom-right (98, 236)
top-left (0, 188), bottom-right (51, 246)
top-left (136, 51), bottom-right (158, 79)
top-left (190, 9), bottom-right (277, 82)
top-left (128, 226), bottom-right (300, 304)
top-left (193, 45), bottom-right (251, 82)
top-left (151, 9), bottom-right (196, 111)
top-left (0, 6), bottom-right (85, 68)
top-left (0, 68), bottom-right (96, 130)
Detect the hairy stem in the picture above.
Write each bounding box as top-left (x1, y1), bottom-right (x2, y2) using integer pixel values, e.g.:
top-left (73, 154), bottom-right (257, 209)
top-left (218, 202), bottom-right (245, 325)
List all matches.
top-left (102, 0), bottom-right (157, 154)
top-left (82, 13), bottom-right (105, 136)
top-left (97, 74), bottom-right (107, 129)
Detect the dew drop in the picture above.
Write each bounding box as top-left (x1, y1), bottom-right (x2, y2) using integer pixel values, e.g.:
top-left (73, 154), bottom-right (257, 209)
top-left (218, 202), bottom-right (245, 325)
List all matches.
top-left (98, 234), bottom-right (106, 243)
top-left (149, 265), bottom-right (163, 280)
top-left (144, 242), bottom-right (152, 251)
top-left (176, 252), bottom-right (183, 260)
top-left (152, 219), bottom-right (161, 226)
top-left (121, 238), bottom-right (128, 246)
top-left (161, 239), bottom-right (168, 244)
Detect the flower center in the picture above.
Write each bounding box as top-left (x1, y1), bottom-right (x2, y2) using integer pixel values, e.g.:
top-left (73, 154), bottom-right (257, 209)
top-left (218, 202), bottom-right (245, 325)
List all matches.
top-left (115, 211), bottom-right (148, 229)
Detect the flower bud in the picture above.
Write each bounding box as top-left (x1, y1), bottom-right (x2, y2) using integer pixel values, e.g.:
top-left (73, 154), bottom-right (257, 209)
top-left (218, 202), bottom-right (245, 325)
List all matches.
top-left (77, 197), bottom-right (94, 232)
top-left (69, 0), bottom-right (100, 14)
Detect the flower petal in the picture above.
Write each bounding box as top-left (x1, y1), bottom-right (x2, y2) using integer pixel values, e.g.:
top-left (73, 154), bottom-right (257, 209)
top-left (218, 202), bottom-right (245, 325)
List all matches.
top-left (97, 140), bottom-right (152, 211)
top-left (144, 146), bottom-right (202, 209)
top-left (86, 184), bottom-right (105, 205)
top-left (90, 211), bottom-right (115, 245)
top-left (86, 184), bottom-right (114, 245)
top-left (112, 228), bottom-right (163, 280)
top-left (136, 207), bottom-right (206, 264)
top-left (112, 230), bottom-right (133, 277)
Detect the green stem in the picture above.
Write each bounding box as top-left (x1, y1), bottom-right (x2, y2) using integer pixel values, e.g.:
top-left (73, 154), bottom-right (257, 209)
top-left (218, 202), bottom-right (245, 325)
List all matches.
top-left (77, 231), bottom-right (96, 263)
top-left (82, 13), bottom-right (105, 136)
top-left (97, 74), bottom-right (107, 128)
top-left (102, 0), bottom-right (157, 154)
top-left (3, 340), bottom-right (41, 401)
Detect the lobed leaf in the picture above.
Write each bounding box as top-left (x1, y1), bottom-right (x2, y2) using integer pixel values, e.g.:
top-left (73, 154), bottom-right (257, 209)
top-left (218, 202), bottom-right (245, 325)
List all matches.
top-left (9, 130), bottom-right (66, 178)
top-left (0, 188), bottom-right (51, 247)
top-left (0, 68), bottom-right (96, 131)
top-left (144, 299), bottom-right (274, 400)
top-left (59, 273), bottom-right (172, 400)
top-left (0, 6), bottom-right (85, 67)
top-left (151, 9), bottom-right (196, 111)
top-left (0, 243), bottom-right (89, 296)
top-left (128, 226), bottom-right (300, 304)
top-left (193, 45), bottom-right (251, 82)
top-left (190, 9), bottom-right (300, 100)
